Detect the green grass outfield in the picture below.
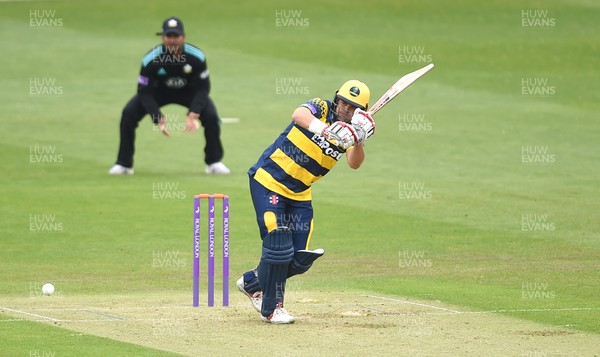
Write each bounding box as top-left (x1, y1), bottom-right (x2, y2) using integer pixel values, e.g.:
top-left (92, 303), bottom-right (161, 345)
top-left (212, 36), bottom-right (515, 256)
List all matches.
top-left (1, 0), bottom-right (599, 355)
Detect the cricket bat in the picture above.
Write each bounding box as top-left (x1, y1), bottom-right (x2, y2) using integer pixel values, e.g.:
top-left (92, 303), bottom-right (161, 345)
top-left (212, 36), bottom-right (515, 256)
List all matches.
top-left (368, 63), bottom-right (434, 116)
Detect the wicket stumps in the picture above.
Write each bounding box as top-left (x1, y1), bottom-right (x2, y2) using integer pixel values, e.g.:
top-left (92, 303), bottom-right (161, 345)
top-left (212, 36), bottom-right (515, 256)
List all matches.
top-left (193, 194), bottom-right (229, 307)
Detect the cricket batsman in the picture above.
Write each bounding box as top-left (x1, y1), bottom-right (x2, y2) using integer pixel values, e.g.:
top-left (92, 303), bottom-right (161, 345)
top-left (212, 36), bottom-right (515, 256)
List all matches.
top-left (237, 80), bottom-right (375, 323)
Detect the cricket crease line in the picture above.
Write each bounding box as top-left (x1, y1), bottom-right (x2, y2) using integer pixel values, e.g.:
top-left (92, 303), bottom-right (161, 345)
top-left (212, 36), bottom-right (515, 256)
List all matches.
top-left (415, 307), bottom-right (600, 315)
top-left (0, 306), bottom-right (61, 322)
top-left (80, 309), bottom-right (124, 320)
top-left (221, 118), bottom-right (240, 124)
top-left (470, 307), bottom-right (600, 314)
top-left (21, 304), bottom-right (246, 312)
top-left (0, 316), bottom-right (228, 324)
top-left (23, 306), bottom-right (190, 311)
top-left (365, 295), bottom-right (463, 314)
top-left (0, 318), bottom-right (105, 323)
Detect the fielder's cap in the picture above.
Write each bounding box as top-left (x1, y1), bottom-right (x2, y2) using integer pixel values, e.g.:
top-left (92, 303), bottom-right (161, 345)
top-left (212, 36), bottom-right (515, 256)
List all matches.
top-left (156, 16), bottom-right (184, 36)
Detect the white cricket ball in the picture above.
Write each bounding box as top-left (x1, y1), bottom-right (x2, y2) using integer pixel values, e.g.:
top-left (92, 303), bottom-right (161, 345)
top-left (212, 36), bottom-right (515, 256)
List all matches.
top-left (42, 283), bottom-right (55, 296)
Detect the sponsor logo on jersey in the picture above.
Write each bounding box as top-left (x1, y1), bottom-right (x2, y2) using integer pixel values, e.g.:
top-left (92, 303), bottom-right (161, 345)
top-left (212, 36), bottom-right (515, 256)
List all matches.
top-left (310, 134), bottom-right (343, 160)
top-left (164, 77), bottom-right (187, 88)
top-left (269, 195), bottom-right (279, 205)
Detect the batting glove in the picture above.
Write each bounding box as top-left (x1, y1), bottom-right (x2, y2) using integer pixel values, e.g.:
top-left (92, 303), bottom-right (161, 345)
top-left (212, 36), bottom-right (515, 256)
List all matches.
top-left (324, 121), bottom-right (358, 150)
top-left (351, 109), bottom-right (375, 144)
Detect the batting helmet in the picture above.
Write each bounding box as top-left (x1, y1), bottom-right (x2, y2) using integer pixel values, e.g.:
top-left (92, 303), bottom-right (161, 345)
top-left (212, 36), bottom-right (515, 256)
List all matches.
top-left (335, 80), bottom-right (370, 110)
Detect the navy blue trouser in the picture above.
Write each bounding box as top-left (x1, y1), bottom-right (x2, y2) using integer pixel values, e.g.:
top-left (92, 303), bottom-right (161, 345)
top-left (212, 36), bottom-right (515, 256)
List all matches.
top-left (116, 93), bottom-right (223, 167)
top-left (249, 175), bottom-right (314, 251)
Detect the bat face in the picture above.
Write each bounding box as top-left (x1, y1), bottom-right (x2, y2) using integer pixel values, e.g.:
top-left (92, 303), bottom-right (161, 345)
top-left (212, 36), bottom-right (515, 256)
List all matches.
top-left (369, 63), bottom-right (434, 115)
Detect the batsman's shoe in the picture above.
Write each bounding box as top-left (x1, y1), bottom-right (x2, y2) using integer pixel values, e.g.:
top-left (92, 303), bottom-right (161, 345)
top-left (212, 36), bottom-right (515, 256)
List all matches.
top-left (237, 276), bottom-right (262, 313)
top-left (261, 306), bottom-right (295, 324)
top-left (108, 164), bottom-right (134, 175)
top-left (205, 162), bottom-right (231, 175)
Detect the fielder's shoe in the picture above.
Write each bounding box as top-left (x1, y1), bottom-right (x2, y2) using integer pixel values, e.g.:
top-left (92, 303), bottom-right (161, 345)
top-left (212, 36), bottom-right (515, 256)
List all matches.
top-left (108, 164), bottom-right (134, 175)
top-left (261, 305), bottom-right (296, 324)
top-left (205, 162), bottom-right (231, 175)
top-left (237, 276), bottom-right (262, 313)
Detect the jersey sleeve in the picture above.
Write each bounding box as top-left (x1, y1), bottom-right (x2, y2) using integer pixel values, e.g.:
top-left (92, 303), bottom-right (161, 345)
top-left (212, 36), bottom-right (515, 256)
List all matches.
top-left (184, 44), bottom-right (210, 114)
top-left (137, 47), bottom-right (163, 123)
top-left (298, 97), bottom-right (328, 122)
top-left (188, 60), bottom-right (210, 114)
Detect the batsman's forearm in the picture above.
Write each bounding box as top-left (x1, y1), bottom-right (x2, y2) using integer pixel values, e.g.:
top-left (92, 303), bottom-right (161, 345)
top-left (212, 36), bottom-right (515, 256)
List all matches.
top-left (346, 145), bottom-right (364, 170)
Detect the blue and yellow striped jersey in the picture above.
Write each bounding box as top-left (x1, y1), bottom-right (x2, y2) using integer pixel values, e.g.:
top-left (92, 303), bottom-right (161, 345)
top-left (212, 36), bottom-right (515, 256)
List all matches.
top-left (248, 98), bottom-right (346, 201)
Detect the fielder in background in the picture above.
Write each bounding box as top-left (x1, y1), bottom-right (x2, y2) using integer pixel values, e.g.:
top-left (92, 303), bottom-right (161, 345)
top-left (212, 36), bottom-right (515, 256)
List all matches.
top-left (109, 17), bottom-right (230, 175)
top-left (237, 80), bottom-right (375, 323)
